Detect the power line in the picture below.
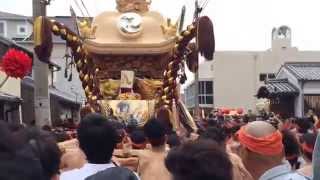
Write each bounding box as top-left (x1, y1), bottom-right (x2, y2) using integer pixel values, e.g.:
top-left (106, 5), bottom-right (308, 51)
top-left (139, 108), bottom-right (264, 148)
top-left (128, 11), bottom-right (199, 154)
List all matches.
top-left (200, 0), bottom-right (210, 11)
top-left (79, 0), bottom-right (91, 17)
top-left (73, 0), bottom-right (85, 17)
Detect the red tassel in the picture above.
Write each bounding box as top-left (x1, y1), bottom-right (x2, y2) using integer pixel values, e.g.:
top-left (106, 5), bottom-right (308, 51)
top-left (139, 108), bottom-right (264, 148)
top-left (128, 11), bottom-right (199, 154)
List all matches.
top-left (34, 17), bottom-right (53, 63)
top-left (197, 16), bottom-right (215, 60)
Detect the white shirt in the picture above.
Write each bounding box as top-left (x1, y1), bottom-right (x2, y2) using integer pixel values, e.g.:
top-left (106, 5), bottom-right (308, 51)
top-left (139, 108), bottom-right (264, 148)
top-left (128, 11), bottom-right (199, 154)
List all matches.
top-left (259, 162), bottom-right (310, 180)
top-left (60, 163), bottom-right (115, 180)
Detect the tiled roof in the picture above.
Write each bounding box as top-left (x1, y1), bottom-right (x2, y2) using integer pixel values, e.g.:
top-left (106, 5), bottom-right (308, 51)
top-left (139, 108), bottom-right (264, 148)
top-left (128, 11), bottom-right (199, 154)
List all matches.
top-left (0, 11), bottom-right (30, 20)
top-left (285, 62), bottom-right (320, 81)
top-left (265, 79), bottom-right (298, 95)
top-left (0, 91), bottom-right (22, 103)
top-left (0, 36), bottom-right (33, 57)
top-left (256, 79), bottom-right (298, 98)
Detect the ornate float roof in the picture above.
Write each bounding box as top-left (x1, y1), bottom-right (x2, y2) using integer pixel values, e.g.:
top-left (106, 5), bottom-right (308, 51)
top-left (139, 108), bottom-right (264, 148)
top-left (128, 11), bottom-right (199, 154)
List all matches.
top-left (84, 0), bottom-right (176, 55)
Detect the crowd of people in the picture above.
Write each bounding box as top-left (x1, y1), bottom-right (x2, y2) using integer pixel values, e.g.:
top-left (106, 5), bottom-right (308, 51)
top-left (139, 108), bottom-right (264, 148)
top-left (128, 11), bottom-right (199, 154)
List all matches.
top-left (0, 109), bottom-right (319, 180)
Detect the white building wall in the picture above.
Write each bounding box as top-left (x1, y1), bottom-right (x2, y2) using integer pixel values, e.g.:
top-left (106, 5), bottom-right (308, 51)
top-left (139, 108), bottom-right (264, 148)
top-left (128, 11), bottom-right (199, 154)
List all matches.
top-left (198, 60), bottom-right (214, 79)
top-left (213, 51), bottom-right (257, 110)
top-left (303, 82), bottom-right (320, 94)
top-left (212, 28), bottom-right (320, 112)
top-left (0, 72), bottom-right (20, 98)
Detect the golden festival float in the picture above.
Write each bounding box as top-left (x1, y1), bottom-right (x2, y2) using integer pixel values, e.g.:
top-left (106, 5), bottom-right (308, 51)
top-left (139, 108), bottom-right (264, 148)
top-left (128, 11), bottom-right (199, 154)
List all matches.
top-left (33, 0), bottom-right (215, 132)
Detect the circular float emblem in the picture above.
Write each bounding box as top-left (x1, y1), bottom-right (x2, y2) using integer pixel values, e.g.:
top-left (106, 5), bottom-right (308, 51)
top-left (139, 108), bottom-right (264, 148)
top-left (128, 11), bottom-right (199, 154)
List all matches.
top-left (117, 12), bottom-right (143, 38)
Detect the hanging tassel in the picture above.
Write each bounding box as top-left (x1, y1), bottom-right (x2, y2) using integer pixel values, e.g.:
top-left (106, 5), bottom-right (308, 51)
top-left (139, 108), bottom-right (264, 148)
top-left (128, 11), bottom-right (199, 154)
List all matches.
top-left (64, 67), bottom-right (68, 78)
top-left (197, 16), bottom-right (215, 60)
top-left (34, 17), bottom-right (53, 63)
top-left (68, 72), bottom-right (73, 82)
top-left (68, 64), bottom-right (73, 81)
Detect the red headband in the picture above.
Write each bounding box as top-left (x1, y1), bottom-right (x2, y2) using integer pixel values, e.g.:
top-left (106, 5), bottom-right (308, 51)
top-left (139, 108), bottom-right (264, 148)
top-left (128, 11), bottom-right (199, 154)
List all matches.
top-left (237, 126), bottom-right (283, 156)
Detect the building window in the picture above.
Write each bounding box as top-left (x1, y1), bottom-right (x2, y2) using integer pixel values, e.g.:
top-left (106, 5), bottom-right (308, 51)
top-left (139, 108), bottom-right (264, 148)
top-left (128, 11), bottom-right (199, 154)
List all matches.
top-left (0, 21), bottom-right (7, 37)
top-left (17, 25), bottom-right (27, 35)
top-left (185, 82), bottom-right (196, 108)
top-left (268, 73), bottom-right (276, 79)
top-left (260, 73), bottom-right (275, 82)
top-left (198, 81), bottom-right (214, 105)
top-left (259, 73), bottom-right (267, 81)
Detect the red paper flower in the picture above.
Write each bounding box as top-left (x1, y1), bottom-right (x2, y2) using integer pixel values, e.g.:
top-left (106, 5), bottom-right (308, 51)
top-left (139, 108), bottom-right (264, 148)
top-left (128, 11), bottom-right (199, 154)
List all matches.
top-left (1, 48), bottom-right (32, 79)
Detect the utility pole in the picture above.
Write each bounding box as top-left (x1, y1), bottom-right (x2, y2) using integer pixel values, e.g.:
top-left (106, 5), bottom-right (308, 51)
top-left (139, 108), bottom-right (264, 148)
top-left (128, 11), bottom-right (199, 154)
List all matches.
top-left (194, 66), bottom-right (200, 120)
top-left (33, 0), bottom-right (51, 127)
top-left (194, 0), bottom-right (200, 120)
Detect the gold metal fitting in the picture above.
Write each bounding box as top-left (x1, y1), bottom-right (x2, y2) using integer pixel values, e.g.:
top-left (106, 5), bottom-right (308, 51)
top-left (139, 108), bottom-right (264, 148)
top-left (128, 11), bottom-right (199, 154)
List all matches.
top-left (52, 25), bottom-right (59, 32)
top-left (95, 68), bottom-right (100, 74)
top-left (161, 95), bottom-right (167, 101)
top-left (163, 70), bottom-right (167, 77)
top-left (72, 36), bottom-right (78, 42)
top-left (67, 34), bottom-right (73, 42)
top-left (91, 96), bottom-right (97, 101)
top-left (84, 74), bottom-right (89, 81)
top-left (166, 70), bottom-right (172, 77)
top-left (168, 77), bottom-right (174, 84)
top-left (187, 25), bottom-right (195, 31)
top-left (183, 30), bottom-right (191, 36)
top-left (79, 71), bottom-right (84, 79)
top-left (163, 104), bottom-right (170, 109)
top-left (76, 46), bottom-right (82, 53)
top-left (60, 28), bottom-right (67, 36)
top-left (85, 86), bottom-right (90, 94)
top-left (84, 58), bottom-right (88, 64)
top-left (77, 61), bottom-right (83, 68)
top-left (164, 87), bottom-right (170, 93)
top-left (176, 35), bottom-right (184, 42)
top-left (168, 62), bottom-right (174, 69)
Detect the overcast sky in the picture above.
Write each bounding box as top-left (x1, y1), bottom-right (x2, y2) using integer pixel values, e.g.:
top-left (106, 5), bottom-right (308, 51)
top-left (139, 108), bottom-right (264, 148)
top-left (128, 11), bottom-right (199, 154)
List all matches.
top-left (2, 0), bottom-right (320, 51)
top-left (2, 0), bottom-right (320, 88)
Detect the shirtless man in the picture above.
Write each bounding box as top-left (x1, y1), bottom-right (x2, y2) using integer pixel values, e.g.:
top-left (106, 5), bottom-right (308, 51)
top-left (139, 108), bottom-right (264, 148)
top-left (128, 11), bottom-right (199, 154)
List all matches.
top-left (136, 118), bottom-right (171, 180)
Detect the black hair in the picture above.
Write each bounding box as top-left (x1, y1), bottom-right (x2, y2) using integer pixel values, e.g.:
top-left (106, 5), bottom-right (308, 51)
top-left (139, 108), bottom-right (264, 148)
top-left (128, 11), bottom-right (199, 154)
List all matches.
top-left (41, 125), bottom-right (52, 132)
top-left (200, 127), bottom-right (227, 148)
top-left (300, 133), bottom-right (317, 161)
top-left (130, 130), bottom-right (146, 145)
top-left (27, 129), bottom-right (61, 179)
top-left (167, 133), bottom-right (181, 148)
top-left (165, 140), bottom-right (233, 180)
top-left (207, 118), bottom-right (219, 127)
top-left (0, 147), bottom-right (46, 180)
top-left (156, 107), bottom-right (174, 134)
top-left (143, 118), bottom-right (166, 147)
top-left (0, 122), bottom-right (46, 180)
top-left (281, 130), bottom-right (301, 169)
top-left (296, 118), bottom-right (312, 134)
top-left (110, 120), bottom-right (126, 143)
top-left (78, 113), bottom-right (118, 164)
